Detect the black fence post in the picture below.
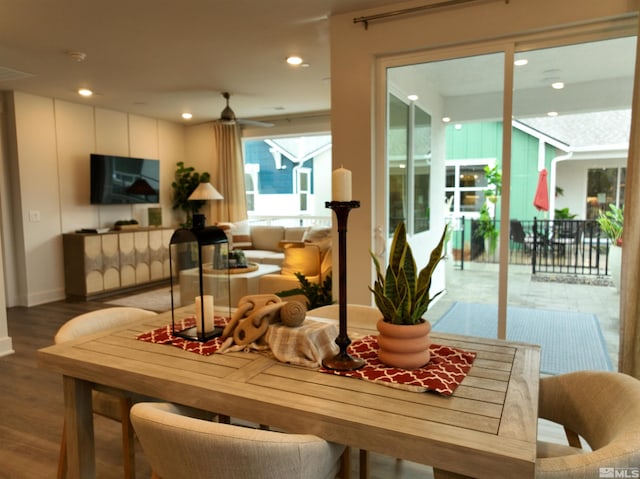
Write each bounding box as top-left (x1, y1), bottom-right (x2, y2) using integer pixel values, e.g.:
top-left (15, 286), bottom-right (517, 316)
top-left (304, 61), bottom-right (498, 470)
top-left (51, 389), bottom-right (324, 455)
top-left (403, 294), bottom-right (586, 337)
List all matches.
top-left (532, 217), bottom-right (538, 275)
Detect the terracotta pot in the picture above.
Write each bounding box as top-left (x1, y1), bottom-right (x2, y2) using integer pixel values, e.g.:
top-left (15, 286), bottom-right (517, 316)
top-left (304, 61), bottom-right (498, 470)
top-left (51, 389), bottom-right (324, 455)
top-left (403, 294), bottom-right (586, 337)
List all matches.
top-left (376, 319), bottom-right (431, 369)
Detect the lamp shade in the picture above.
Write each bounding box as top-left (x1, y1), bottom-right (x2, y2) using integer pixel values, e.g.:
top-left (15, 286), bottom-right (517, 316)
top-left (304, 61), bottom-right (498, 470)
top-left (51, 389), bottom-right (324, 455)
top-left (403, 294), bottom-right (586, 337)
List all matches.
top-left (188, 182), bottom-right (223, 201)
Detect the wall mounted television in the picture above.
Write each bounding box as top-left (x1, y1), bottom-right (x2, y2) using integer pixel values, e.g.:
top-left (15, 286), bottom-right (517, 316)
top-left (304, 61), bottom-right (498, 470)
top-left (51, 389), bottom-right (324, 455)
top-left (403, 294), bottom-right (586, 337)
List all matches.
top-left (90, 154), bottom-right (160, 204)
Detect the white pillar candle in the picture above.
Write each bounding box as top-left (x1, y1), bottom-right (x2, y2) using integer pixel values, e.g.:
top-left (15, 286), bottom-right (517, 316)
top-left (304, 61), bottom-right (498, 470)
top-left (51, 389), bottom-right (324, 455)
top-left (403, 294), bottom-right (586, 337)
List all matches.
top-left (332, 166), bottom-right (352, 202)
top-left (195, 295), bottom-right (215, 333)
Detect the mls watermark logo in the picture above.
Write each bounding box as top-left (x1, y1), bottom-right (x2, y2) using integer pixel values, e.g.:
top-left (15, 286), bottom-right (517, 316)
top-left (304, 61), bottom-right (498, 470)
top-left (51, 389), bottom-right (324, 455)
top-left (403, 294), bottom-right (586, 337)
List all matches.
top-left (600, 467), bottom-right (640, 478)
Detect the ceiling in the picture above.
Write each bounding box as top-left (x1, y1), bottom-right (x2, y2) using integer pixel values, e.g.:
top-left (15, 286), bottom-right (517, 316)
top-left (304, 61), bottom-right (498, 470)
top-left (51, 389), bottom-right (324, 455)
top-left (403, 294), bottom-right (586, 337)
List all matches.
top-left (0, 0), bottom-right (403, 124)
top-left (1, 1), bottom-right (636, 127)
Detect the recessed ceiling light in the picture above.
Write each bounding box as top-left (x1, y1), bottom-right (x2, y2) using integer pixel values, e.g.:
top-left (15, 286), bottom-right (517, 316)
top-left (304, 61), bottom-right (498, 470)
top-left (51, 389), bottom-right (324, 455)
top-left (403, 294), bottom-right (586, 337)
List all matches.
top-left (182, 113), bottom-right (193, 120)
top-left (547, 111), bottom-right (558, 117)
top-left (442, 117), bottom-right (451, 123)
top-left (78, 88), bottom-right (93, 97)
top-left (551, 81), bottom-right (565, 89)
top-left (286, 56), bottom-right (303, 65)
top-left (514, 58), bottom-right (528, 66)
top-left (67, 51), bottom-right (87, 62)
top-left (407, 94), bottom-right (419, 101)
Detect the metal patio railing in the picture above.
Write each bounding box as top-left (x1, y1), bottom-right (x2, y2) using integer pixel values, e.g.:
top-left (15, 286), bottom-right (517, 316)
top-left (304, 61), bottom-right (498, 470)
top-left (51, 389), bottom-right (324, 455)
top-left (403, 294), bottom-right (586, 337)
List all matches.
top-left (450, 217), bottom-right (612, 277)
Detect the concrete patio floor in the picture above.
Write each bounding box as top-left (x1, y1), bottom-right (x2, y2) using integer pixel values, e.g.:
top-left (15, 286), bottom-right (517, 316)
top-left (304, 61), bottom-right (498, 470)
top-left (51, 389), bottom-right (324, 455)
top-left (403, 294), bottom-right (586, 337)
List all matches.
top-left (428, 260), bottom-right (620, 369)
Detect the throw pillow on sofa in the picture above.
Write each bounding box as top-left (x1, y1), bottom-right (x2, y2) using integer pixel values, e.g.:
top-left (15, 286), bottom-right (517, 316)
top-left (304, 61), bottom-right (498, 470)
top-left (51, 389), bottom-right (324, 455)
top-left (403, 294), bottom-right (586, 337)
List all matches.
top-left (250, 226), bottom-right (285, 251)
top-left (281, 244), bottom-right (321, 278)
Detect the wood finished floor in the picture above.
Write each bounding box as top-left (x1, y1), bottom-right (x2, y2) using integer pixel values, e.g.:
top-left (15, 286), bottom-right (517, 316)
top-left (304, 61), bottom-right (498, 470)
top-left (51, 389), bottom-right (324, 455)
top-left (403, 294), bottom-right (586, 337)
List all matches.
top-left (0, 297), bottom-right (569, 479)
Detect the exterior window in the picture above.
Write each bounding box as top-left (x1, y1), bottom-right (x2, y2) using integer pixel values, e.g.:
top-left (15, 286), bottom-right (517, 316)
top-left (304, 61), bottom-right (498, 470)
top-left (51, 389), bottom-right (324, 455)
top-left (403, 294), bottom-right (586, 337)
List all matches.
top-left (296, 168), bottom-right (311, 212)
top-left (445, 160), bottom-right (493, 218)
top-left (242, 135), bottom-right (331, 220)
top-left (388, 94), bottom-right (409, 233)
top-left (244, 165), bottom-right (259, 212)
top-left (387, 93), bottom-right (431, 235)
top-left (586, 167), bottom-right (626, 220)
top-left (413, 106), bottom-right (431, 233)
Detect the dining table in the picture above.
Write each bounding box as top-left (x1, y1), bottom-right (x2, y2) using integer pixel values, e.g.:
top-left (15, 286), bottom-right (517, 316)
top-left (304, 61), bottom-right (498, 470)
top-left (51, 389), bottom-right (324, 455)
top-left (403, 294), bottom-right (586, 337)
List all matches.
top-left (38, 305), bottom-right (541, 479)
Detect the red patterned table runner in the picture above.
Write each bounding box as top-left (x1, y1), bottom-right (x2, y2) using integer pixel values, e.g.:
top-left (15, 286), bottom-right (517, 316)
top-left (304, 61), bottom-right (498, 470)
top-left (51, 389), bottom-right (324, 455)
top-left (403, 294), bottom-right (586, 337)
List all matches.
top-left (320, 335), bottom-right (476, 396)
top-left (137, 322), bottom-right (476, 395)
top-left (136, 317), bottom-right (230, 355)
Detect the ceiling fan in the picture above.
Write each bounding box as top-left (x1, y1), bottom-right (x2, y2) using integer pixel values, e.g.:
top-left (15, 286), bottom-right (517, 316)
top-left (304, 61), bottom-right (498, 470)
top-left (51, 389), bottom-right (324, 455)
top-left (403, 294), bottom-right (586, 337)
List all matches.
top-left (219, 92), bottom-right (273, 128)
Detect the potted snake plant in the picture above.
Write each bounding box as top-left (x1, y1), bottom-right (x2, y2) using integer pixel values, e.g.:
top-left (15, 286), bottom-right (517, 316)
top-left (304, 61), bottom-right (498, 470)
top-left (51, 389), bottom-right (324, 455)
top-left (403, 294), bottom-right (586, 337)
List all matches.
top-left (369, 222), bottom-right (447, 369)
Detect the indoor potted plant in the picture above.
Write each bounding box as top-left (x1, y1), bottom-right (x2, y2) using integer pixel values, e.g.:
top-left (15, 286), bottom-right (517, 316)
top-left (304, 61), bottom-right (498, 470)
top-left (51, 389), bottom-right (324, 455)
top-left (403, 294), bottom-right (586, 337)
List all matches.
top-left (171, 161), bottom-right (211, 228)
top-left (369, 222), bottom-right (447, 369)
top-left (597, 204), bottom-right (623, 291)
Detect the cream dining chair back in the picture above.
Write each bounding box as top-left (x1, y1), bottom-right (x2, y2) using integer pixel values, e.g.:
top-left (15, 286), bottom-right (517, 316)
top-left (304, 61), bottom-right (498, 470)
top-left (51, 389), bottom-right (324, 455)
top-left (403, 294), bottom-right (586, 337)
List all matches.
top-left (130, 402), bottom-right (347, 479)
top-left (436, 371), bottom-right (640, 478)
top-left (307, 303), bottom-right (380, 479)
top-left (536, 370), bottom-right (640, 478)
top-left (55, 306), bottom-right (158, 479)
top-left (307, 304), bottom-right (380, 329)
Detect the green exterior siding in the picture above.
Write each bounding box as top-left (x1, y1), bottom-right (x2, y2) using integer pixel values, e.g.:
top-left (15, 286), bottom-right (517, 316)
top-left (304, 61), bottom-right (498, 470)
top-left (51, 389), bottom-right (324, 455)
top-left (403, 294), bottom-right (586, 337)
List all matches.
top-left (446, 121), bottom-right (560, 224)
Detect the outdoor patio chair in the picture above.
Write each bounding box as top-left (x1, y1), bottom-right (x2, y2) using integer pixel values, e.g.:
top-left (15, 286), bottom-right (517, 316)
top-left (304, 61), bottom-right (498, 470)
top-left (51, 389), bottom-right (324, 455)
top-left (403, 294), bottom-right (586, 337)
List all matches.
top-left (130, 402), bottom-right (347, 479)
top-left (551, 220), bottom-right (584, 258)
top-left (509, 219), bottom-right (532, 255)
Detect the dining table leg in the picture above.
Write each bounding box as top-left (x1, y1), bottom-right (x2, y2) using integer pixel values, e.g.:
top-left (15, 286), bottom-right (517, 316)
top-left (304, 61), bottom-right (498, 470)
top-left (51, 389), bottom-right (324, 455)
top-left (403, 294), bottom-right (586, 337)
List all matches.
top-left (63, 375), bottom-right (95, 479)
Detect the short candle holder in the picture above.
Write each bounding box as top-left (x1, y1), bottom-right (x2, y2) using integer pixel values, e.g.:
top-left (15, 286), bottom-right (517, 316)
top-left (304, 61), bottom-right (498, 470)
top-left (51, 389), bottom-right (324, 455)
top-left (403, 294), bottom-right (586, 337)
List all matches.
top-left (322, 200), bottom-right (365, 371)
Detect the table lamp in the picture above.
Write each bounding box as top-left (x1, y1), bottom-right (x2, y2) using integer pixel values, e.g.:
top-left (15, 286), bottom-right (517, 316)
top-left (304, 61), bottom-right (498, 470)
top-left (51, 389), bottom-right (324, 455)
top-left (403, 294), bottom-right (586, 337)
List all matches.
top-left (188, 182), bottom-right (223, 229)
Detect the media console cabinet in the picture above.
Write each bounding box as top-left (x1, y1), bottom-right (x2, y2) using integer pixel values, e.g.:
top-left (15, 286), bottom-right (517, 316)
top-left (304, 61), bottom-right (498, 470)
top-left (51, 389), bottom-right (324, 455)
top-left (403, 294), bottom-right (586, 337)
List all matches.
top-left (63, 227), bottom-right (175, 299)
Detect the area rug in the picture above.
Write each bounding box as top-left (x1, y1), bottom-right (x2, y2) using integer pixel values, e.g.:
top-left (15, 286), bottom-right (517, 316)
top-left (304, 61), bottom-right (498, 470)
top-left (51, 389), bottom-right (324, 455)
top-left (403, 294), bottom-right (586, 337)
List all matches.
top-left (104, 287), bottom-right (175, 313)
top-left (431, 302), bottom-right (613, 375)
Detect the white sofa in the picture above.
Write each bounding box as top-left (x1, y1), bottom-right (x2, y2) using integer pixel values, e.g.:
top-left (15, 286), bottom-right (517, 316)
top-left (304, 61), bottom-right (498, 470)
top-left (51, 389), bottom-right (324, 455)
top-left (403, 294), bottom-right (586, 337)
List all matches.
top-left (232, 225), bottom-right (310, 265)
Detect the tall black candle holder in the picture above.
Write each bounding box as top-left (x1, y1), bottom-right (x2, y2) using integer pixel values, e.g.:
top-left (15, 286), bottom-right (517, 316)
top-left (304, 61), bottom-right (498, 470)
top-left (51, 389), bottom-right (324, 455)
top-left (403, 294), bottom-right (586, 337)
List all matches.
top-left (322, 200), bottom-right (365, 371)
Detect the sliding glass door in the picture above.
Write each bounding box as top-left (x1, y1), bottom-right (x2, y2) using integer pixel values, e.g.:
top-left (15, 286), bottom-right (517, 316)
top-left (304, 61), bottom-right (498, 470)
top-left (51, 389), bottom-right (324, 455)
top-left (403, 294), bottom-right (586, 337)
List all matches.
top-left (379, 26), bottom-right (635, 353)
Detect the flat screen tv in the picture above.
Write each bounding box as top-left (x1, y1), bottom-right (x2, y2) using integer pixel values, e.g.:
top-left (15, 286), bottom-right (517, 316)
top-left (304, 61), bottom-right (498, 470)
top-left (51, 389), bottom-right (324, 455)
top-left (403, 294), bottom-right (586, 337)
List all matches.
top-left (90, 153), bottom-right (160, 204)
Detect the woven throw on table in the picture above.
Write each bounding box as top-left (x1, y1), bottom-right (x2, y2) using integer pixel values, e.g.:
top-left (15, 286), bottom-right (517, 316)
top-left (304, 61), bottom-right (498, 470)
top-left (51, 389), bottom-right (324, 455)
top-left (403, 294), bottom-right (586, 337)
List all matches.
top-left (136, 317), bottom-right (338, 368)
top-left (321, 335), bottom-right (476, 396)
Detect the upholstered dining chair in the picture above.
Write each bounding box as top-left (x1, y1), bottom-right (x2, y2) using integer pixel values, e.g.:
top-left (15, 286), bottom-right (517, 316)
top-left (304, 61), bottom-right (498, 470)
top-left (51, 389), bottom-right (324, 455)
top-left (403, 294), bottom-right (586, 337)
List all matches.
top-left (55, 306), bottom-right (158, 479)
top-left (307, 304), bottom-right (381, 328)
top-left (130, 402), bottom-right (347, 479)
top-left (307, 303), bottom-right (380, 479)
top-left (535, 370), bottom-right (640, 478)
top-left (433, 371), bottom-right (640, 479)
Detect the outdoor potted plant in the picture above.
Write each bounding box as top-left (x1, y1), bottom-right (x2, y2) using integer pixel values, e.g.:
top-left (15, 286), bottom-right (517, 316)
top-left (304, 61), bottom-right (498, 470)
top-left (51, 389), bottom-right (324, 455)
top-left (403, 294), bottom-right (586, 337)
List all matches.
top-left (483, 164), bottom-right (502, 204)
top-left (369, 222), bottom-right (447, 369)
top-left (597, 204), bottom-right (623, 291)
top-left (475, 204), bottom-right (498, 255)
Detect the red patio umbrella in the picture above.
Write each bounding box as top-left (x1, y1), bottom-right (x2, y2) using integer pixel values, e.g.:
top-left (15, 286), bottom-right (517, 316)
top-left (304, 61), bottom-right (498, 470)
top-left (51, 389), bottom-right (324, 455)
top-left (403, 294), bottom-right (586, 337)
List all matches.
top-left (533, 168), bottom-right (550, 212)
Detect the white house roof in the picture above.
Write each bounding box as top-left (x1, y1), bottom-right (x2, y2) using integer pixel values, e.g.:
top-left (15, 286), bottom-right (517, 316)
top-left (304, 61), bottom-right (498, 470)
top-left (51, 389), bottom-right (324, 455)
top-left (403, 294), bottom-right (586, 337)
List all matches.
top-left (518, 109), bottom-right (631, 149)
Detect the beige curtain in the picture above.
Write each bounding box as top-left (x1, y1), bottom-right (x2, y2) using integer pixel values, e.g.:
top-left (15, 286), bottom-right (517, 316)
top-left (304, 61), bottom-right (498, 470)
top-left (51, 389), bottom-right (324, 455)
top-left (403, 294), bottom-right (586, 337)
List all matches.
top-left (210, 123), bottom-right (248, 223)
top-left (619, 27), bottom-right (640, 378)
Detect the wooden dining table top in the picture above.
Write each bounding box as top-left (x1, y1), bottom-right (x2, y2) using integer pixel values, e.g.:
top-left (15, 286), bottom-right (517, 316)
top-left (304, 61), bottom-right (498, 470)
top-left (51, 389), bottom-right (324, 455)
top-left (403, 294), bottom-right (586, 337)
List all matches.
top-left (38, 305), bottom-right (541, 479)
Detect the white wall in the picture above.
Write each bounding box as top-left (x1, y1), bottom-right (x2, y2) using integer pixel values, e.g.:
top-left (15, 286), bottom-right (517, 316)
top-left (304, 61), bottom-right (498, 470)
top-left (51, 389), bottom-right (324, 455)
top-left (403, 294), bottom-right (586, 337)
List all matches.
top-left (1, 91), bottom-right (187, 309)
top-left (555, 152), bottom-right (628, 218)
top-left (330, 0), bottom-right (637, 304)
